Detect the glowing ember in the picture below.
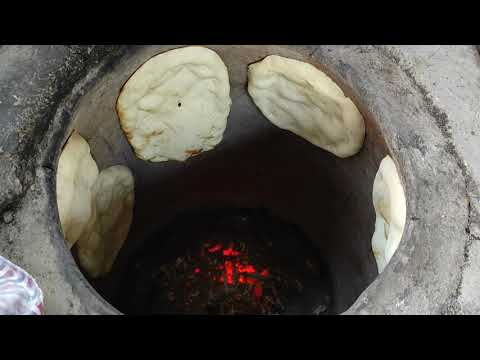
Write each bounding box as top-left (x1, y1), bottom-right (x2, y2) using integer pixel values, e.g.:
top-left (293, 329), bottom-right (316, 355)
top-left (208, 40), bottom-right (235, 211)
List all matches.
top-left (223, 248), bottom-right (240, 256)
top-left (225, 260), bottom-right (234, 284)
top-left (208, 244), bottom-right (223, 253)
top-left (119, 208), bottom-right (323, 315)
top-left (237, 264), bottom-right (256, 274)
top-left (194, 243), bottom-right (270, 301)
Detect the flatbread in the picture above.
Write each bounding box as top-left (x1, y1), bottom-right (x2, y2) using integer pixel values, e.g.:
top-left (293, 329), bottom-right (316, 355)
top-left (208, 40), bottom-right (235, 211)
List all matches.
top-left (371, 155), bottom-right (407, 273)
top-left (248, 55), bottom-right (365, 158)
top-left (116, 46), bottom-right (232, 162)
top-left (76, 165), bottom-right (135, 278)
top-left (56, 131), bottom-right (99, 248)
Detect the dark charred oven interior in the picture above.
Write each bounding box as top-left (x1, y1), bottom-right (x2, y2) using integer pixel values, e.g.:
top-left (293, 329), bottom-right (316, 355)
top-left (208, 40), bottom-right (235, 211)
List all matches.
top-left (69, 45), bottom-right (389, 314)
top-left (114, 208), bottom-right (332, 315)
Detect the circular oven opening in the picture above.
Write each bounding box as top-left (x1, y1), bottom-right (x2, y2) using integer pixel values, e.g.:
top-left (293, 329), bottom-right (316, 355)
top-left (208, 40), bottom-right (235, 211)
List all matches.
top-left (60, 45), bottom-right (393, 314)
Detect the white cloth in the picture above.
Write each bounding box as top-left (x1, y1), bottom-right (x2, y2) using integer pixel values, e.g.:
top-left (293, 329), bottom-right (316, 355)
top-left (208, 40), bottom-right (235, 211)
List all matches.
top-left (0, 255), bottom-right (44, 315)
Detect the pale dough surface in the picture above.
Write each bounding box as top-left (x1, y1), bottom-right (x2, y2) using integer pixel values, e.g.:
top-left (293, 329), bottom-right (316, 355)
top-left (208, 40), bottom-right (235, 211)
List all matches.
top-left (371, 155), bottom-right (407, 273)
top-left (116, 46), bottom-right (232, 162)
top-left (56, 131), bottom-right (99, 248)
top-left (247, 55), bottom-right (365, 158)
top-left (76, 165), bottom-right (135, 278)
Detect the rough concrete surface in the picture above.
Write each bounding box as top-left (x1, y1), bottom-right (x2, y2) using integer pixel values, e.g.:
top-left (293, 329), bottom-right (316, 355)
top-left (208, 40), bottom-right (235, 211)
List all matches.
top-left (389, 45), bottom-right (480, 240)
top-left (0, 45), bottom-right (125, 314)
top-left (0, 45), bottom-right (478, 315)
top-left (384, 46), bottom-right (480, 314)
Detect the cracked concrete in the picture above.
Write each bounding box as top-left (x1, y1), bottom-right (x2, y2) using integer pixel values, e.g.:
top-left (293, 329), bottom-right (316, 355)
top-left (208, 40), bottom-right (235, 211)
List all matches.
top-left (0, 45), bottom-right (479, 314)
top-left (0, 45), bottom-right (126, 314)
top-left (458, 240), bottom-right (480, 314)
top-left (380, 46), bottom-right (480, 314)
top-left (386, 46), bottom-right (480, 240)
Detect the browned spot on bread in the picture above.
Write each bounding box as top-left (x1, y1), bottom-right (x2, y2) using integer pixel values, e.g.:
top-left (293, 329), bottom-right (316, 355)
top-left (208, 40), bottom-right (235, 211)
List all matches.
top-left (117, 107), bottom-right (124, 119)
top-left (185, 149), bottom-right (203, 157)
top-left (122, 128), bottom-right (133, 140)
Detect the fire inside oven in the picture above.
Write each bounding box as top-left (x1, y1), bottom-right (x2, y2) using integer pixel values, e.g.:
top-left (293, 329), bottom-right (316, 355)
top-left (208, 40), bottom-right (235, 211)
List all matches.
top-left (115, 208), bottom-right (332, 315)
